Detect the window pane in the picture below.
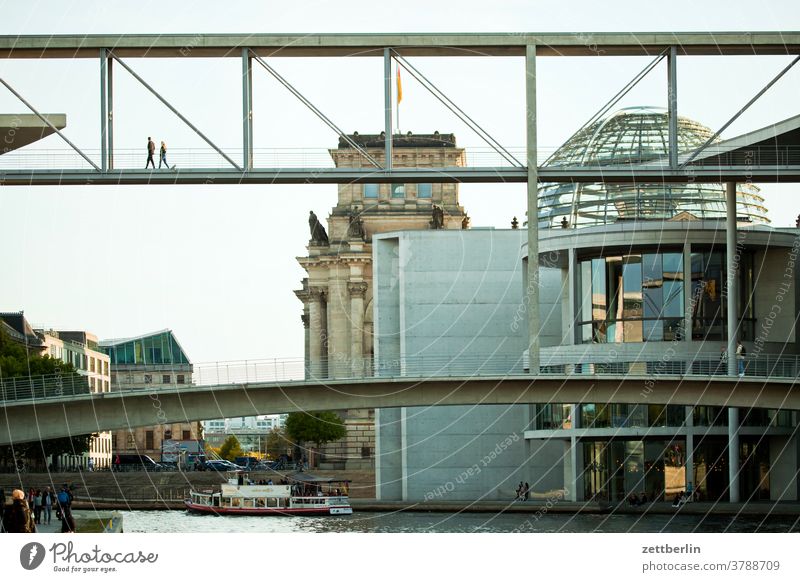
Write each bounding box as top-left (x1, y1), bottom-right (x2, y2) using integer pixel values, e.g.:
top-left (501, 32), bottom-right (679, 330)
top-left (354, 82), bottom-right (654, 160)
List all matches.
top-left (417, 183), bottom-right (432, 198)
top-left (363, 184), bottom-right (378, 198)
top-left (581, 261), bottom-right (592, 322)
top-left (622, 256), bottom-right (642, 319)
top-left (643, 319), bottom-right (663, 341)
top-left (591, 258), bottom-right (607, 320)
top-left (391, 184), bottom-right (405, 198)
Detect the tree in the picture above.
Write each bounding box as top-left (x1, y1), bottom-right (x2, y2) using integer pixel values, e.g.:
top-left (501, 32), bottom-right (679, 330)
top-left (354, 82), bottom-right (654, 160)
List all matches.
top-left (218, 435), bottom-right (244, 461)
top-left (265, 428), bottom-right (291, 460)
top-left (284, 412), bottom-right (347, 467)
top-left (0, 326), bottom-right (96, 470)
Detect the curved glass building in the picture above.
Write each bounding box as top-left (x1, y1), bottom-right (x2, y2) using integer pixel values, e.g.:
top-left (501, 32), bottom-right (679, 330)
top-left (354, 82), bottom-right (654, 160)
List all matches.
top-left (538, 107), bottom-right (769, 228)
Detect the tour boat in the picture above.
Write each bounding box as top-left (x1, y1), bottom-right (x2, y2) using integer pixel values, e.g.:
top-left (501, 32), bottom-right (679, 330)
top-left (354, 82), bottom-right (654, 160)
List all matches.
top-left (185, 474), bottom-right (353, 516)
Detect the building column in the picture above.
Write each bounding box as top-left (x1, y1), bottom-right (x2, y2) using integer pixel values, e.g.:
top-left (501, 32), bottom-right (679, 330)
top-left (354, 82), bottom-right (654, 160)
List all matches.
top-left (308, 288), bottom-right (327, 379)
top-left (726, 181), bottom-right (740, 503)
top-left (349, 282), bottom-right (368, 377)
top-left (525, 44), bottom-right (540, 373)
top-left (726, 181), bottom-right (738, 376)
top-left (685, 405), bottom-right (694, 497)
top-left (565, 404), bottom-right (581, 501)
top-left (301, 312), bottom-right (310, 378)
top-left (328, 265), bottom-right (350, 378)
top-left (728, 407), bottom-right (740, 502)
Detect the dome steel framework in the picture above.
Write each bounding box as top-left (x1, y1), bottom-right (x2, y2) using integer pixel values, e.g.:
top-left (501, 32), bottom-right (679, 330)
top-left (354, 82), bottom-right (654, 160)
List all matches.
top-left (538, 107), bottom-right (769, 228)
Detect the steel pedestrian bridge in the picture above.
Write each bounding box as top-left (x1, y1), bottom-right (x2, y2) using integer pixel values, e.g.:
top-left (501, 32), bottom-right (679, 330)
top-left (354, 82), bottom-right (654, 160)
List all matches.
top-left (0, 354), bottom-right (797, 445)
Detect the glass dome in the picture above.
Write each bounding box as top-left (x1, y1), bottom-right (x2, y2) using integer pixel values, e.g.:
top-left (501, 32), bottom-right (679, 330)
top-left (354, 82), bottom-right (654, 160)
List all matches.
top-left (538, 107), bottom-right (769, 228)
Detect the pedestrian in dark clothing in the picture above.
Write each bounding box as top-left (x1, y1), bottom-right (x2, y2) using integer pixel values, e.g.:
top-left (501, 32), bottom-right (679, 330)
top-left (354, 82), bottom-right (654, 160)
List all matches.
top-left (524, 482), bottom-right (530, 501)
top-left (43, 487), bottom-right (53, 525)
top-left (60, 505), bottom-right (76, 533)
top-left (33, 490), bottom-right (42, 524)
top-left (145, 137), bottom-right (156, 169)
top-left (2, 490), bottom-right (36, 533)
top-left (0, 487), bottom-right (5, 532)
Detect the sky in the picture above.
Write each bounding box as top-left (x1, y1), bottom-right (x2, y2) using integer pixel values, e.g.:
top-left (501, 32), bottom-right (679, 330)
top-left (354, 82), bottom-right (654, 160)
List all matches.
top-left (1, 0), bottom-right (799, 363)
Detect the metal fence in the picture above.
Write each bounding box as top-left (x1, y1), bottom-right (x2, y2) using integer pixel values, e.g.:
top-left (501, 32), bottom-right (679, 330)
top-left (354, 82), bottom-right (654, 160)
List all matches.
top-left (1, 353), bottom-right (798, 404)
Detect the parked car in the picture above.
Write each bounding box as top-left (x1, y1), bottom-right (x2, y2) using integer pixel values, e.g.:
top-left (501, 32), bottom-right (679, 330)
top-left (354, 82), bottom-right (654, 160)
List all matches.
top-left (112, 454), bottom-right (163, 472)
top-left (205, 460), bottom-right (242, 472)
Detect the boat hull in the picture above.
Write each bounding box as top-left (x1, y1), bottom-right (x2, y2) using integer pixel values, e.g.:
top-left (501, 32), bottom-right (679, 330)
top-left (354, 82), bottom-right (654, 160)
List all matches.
top-left (185, 500), bottom-right (353, 516)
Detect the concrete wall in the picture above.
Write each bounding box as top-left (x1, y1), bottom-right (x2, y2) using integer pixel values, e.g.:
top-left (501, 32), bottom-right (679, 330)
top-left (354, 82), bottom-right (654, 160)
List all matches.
top-left (752, 248), bottom-right (797, 347)
top-left (374, 229), bottom-right (545, 501)
top-left (769, 434), bottom-right (799, 501)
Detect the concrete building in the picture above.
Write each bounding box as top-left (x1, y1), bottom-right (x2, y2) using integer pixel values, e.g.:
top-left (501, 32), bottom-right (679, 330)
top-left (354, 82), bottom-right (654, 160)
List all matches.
top-left (0, 312), bottom-right (113, 469)
top-left (373, 108), bottom-right (800, 503)
top-left (38, 329), bottom-right (113, 470)
top-left (99, 329), bottom-right (202, 461)
top-left (295, 132), bottom-right (467, 470)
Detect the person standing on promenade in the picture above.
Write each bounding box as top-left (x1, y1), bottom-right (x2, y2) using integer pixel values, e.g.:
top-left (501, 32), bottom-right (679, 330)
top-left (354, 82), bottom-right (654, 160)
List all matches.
top-left (524, 482), bottom-right (530, 501)
top-left (0, 487), bottom-right (5, 532)
top-left (33, 490), bottom-right (42, 524)
top-left (145, 137), bottom-right (156, 169)
top-left (2, 489), bottom-right (36, 533)
top-left (43, 487), bottom-right (53, 525)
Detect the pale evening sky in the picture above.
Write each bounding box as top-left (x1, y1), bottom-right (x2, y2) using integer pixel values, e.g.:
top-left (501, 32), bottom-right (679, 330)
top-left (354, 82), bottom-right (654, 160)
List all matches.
top-left (0, 0), bottom-right (799, 362)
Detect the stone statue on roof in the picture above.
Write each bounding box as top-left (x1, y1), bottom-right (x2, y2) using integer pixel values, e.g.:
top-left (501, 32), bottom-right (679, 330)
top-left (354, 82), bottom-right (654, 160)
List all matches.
top-left (308, 210), bottom-right (329, 245)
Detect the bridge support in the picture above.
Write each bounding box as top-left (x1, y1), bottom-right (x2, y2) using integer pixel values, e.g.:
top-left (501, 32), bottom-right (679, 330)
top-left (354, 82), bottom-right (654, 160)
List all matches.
top-left (667, 46), bottom-right (678, 169)
top-left (525, 44), bottom-right (540, 373)
top-left (726, 181), bottom-right (741, 502)
top-left (100, 49), bottom-right (114, 171)
top-left (383, 48), bottom-right (392, 170)
top-left (685, 405), bottom-right (694, 496)
top-left (242, 48), bottom-right (253, 171)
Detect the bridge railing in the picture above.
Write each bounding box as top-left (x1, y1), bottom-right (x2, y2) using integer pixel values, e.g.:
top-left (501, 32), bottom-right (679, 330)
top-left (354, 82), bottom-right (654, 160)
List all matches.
top-left (1, 352), bottom-right (798, 404)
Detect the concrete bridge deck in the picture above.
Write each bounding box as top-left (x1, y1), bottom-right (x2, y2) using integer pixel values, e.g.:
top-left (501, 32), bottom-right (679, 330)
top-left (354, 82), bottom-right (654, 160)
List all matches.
top-left (0, 374), bottom-right (796, 445)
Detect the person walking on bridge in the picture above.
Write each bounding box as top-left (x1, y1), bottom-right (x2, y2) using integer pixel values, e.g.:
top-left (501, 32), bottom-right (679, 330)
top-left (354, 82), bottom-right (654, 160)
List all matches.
top-left (159, 140), bottom-right (169, 169)
top-left (145, 137), bottom-right (156, 169)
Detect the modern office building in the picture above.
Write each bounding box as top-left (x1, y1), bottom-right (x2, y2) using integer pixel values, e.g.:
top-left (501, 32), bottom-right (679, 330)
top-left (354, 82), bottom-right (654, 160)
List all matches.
top-left (99, 329), bottom-right (202, 461)
top-left (295, 132), bottom-right (468, 470)
top-left (373, 107), bottom-right (800, 503)
top-left (203, 415), bottom-right (287, 452)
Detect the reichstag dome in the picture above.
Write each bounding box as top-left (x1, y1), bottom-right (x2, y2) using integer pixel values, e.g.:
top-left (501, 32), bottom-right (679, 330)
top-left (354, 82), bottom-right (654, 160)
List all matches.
top-left (538, 106), bottom-right (769, 228)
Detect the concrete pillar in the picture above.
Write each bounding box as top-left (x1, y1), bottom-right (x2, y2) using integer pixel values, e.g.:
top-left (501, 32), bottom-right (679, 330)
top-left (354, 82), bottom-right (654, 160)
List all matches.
top-left (327, 266), bottom-right (350, 378)
top-left (726, 181), bottom-right (738, 376)
top-left (525, 44), bottom-right (540, 373)
top-left (667, 46), bottom-right (678, 169)
top-left (728, 407), bottom-right (740, 502)
top-left (685, 405), bottom-right (694, 497)
top-left (308, 288), bottom-right (326, 379)
top-left (400, 407), bottom-right (408, 502)
top-left (349, 282), bottom-right (368, 377)
top-left (301, 312), bottom-right (310, 378)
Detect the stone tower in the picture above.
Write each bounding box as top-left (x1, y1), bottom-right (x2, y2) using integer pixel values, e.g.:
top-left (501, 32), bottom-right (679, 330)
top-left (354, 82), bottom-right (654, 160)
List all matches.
top-left (295, 132), bottom-right (467, 469)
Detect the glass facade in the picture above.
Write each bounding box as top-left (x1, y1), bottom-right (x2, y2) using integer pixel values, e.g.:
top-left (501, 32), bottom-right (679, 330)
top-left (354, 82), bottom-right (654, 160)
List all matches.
top-left (579, 251), bottom-right (684, 343)
top-left (103, 331), bottom-right (190, 366)
top-left (363, 184), bottom-right (379, 198)
top-left (579, 249), bottom-right (755, 343)
top-left (583, 439), bottom-right (686, 502)
top-left (417, 183), bottom-right (432, 198)
top-left (538, 107), bottom-right (769, 228)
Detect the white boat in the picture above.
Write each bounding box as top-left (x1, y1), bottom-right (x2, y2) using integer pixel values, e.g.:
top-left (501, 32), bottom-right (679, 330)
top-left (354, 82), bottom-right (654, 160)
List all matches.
top-left (185, 474), bottom-right (353, 516)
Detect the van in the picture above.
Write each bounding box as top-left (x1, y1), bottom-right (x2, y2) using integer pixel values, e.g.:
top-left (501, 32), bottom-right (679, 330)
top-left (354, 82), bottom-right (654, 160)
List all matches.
top-left (112, 454), bottom-right (162, 471)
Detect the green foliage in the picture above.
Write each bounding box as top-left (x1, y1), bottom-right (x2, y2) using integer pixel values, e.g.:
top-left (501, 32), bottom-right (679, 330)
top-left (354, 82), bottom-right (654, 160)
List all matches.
top-left (218, 435), bottom-right (244, 461)
top-left (284, 411), bottom-right (347, 448)
top-left (265, 428), bottom-right (291, 459)
top-left (0, 326), bottom-right (95, 468)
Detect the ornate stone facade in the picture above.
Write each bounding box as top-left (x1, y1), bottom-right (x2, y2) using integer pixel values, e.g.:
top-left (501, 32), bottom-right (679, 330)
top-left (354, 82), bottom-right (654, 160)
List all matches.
top-left (295, 133), bottom-right (467, 469)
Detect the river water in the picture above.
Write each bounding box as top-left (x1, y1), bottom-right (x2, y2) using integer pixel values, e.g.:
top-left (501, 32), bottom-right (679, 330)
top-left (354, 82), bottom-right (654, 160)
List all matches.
top-left (121, 510), bottom-right (800, 533)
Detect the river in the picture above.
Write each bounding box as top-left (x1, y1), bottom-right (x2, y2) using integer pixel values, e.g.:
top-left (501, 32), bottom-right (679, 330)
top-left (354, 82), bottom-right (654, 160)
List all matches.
top-left (121, 510), bottom-right (800, 533)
